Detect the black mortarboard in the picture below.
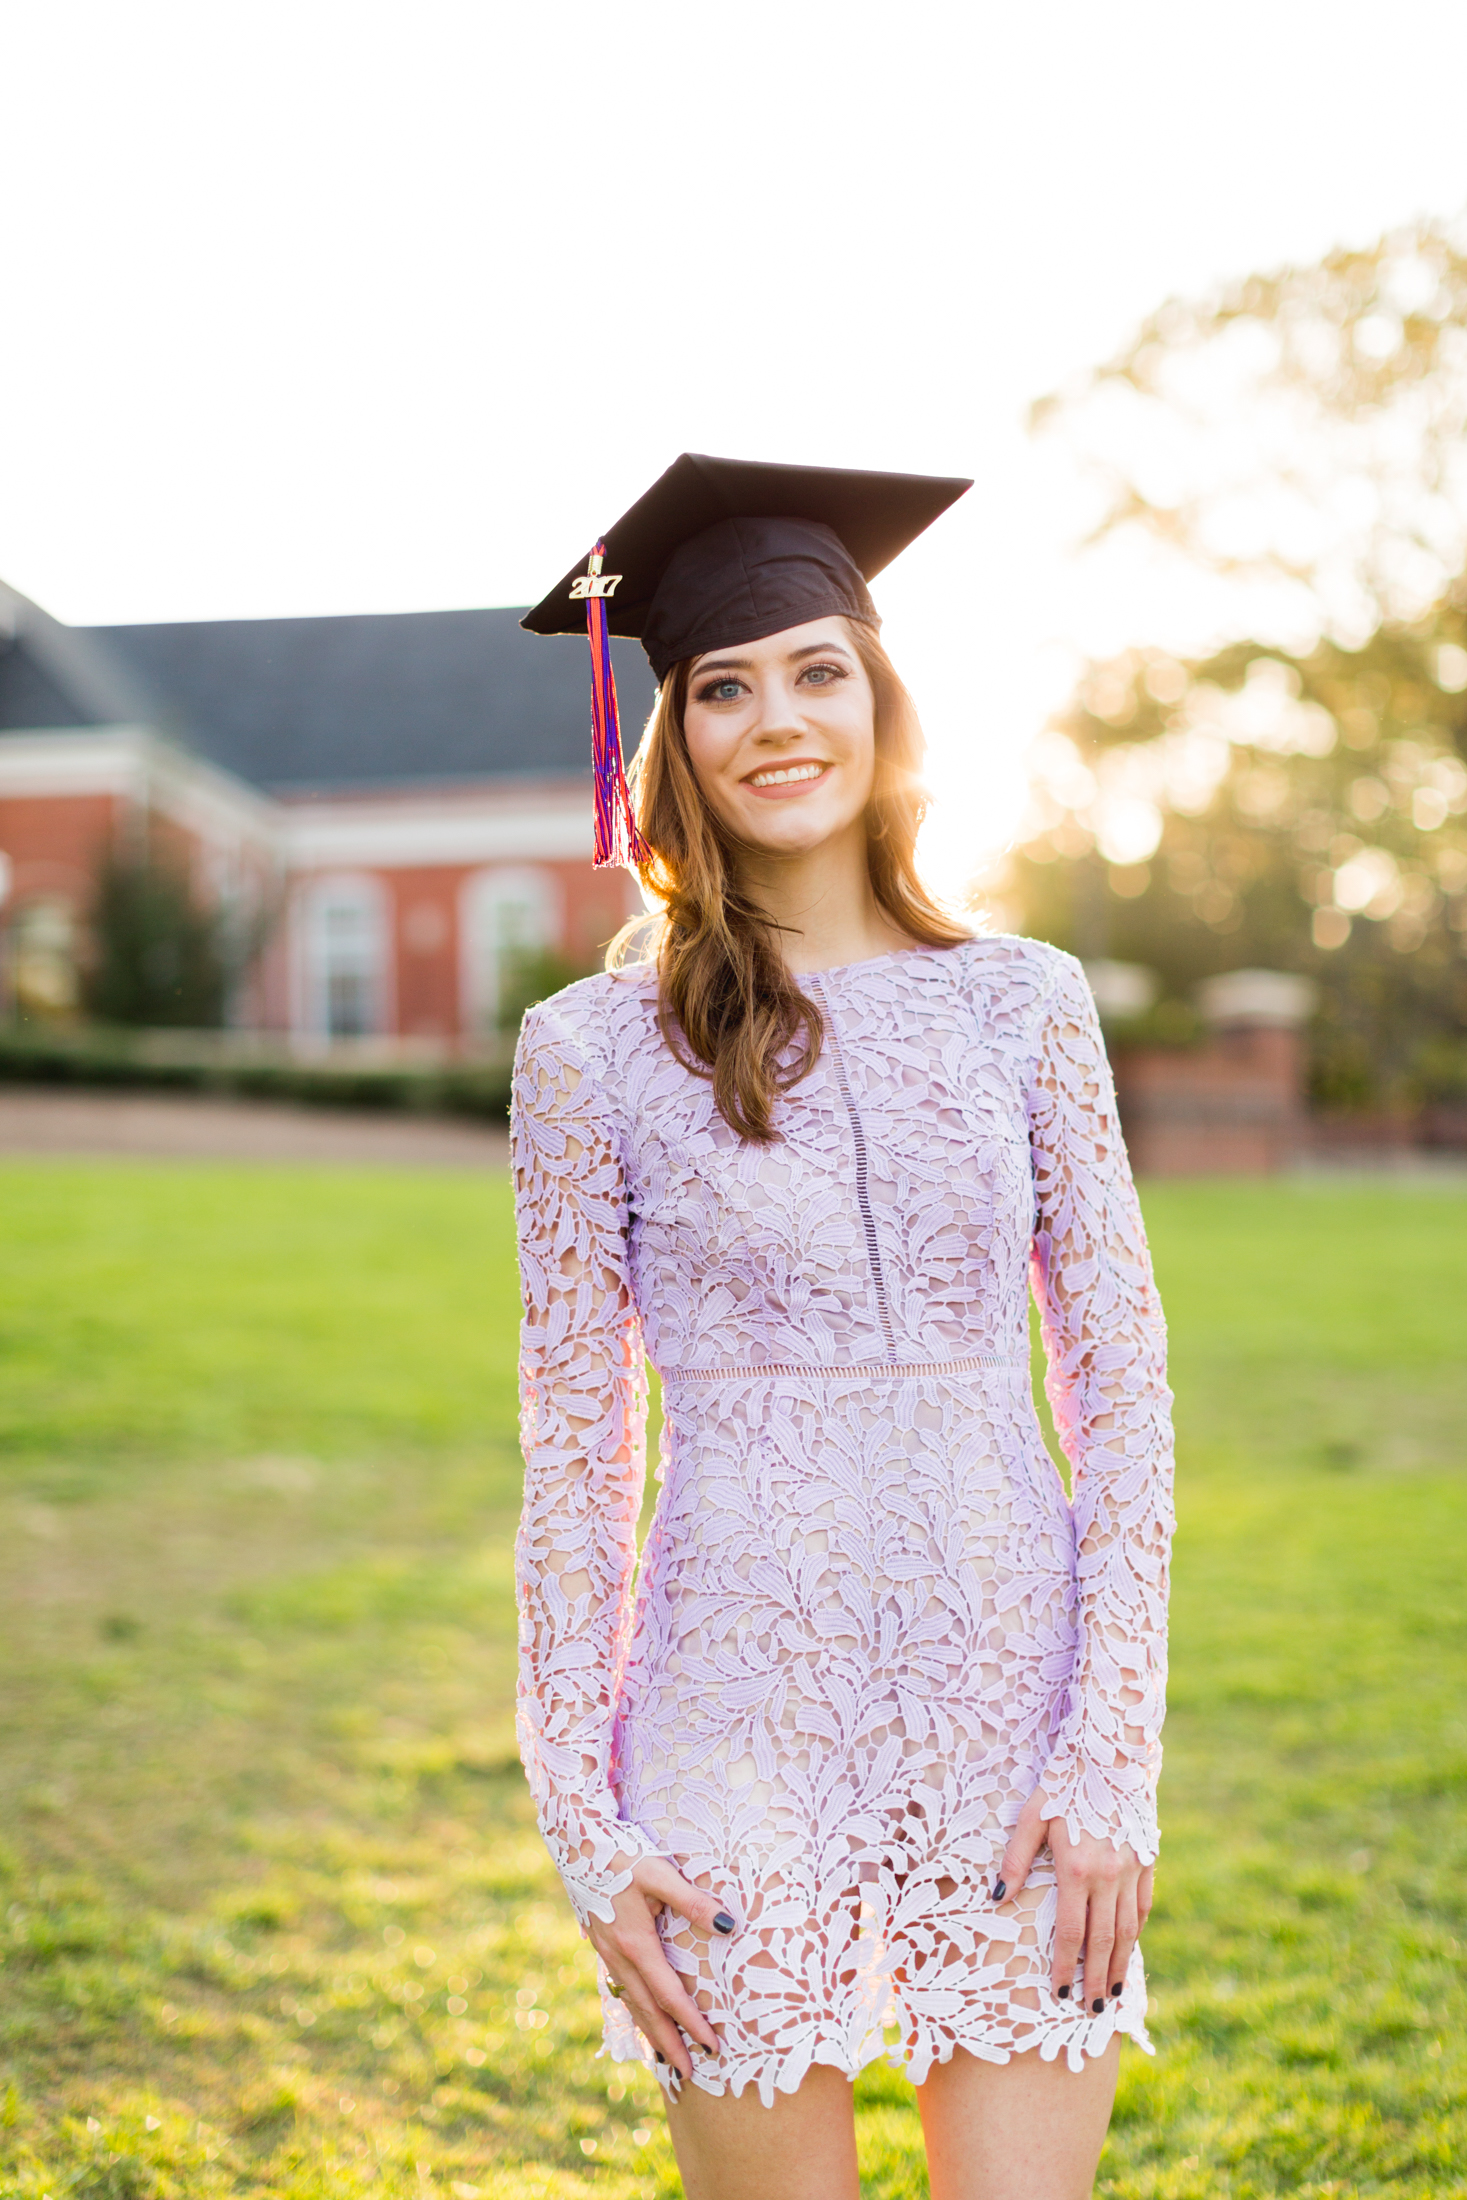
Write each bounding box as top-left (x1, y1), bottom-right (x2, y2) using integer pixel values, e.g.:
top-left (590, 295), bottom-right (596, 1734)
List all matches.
top-left (522, 452), bottom-right (972, 867)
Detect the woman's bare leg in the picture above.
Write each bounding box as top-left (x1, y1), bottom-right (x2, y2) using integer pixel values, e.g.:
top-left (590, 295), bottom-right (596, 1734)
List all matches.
top-left (664, 2064), bottom-right (859, 2200)
top-left (917, 2038), bottom-right (1120, 2200)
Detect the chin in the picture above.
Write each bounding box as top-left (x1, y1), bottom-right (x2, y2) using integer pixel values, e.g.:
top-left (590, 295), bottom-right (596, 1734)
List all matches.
top-left (741, 820), bottom-right (842, 857)
top-left (733, 799), bottom-right (854, 849)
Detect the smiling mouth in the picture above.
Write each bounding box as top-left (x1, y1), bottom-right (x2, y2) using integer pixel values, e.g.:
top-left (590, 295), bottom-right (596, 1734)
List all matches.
top-left (744, 761), bottom-right (830, 789)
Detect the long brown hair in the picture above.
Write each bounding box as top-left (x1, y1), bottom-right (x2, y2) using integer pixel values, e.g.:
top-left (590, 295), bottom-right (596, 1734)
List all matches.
top-left (608, 620), bottom-right (970, 1142)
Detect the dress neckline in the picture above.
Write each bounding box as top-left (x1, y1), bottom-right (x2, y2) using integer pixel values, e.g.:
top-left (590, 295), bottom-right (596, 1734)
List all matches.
top-left (795, 938), bottom-right (972, 983)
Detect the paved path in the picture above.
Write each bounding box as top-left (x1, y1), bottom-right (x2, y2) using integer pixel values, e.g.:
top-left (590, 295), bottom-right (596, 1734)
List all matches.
top-left (0, 1087), bottom-right (509, 1168)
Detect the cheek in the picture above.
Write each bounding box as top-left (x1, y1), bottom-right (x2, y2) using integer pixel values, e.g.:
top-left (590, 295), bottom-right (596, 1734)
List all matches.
top-left (681, 717), bottom-right (744, 809)
top-left (836, 711), bottom-right (878, 803)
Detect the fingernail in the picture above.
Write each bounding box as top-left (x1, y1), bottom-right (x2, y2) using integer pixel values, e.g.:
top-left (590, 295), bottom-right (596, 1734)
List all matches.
top-left (1057, 1985), bottom-right (1070, 2000)
top-left (1111, 1983), bottom-right (1122, 1997)
top-left (712, 1911), bottom-right (736, 1936)
top-left (655, 2051), bottom-right (666, 2064)
top-left (991, 1879), bottom-right (1007, 1902)
top-left (1092, 1997), bottom-right (1105, 2014)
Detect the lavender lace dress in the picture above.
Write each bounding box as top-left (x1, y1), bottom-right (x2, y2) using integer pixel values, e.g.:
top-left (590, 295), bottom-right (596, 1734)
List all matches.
top-left (511, 936), bottom-right (1174, 2104)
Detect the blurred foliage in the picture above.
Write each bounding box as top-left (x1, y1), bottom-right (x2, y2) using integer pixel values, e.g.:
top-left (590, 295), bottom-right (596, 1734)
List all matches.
top-left (1006, 607), bottom-right (1467, 1108)
top-left (1412, 1033), bottom-right (1467, 1103)
top-left (1031, 211), bottom-right (1467, 641)
top-left (0, 1022), bottom-right (515, 1121)
top-left (1093, 998), bottom-right (1207, 1055)
top-left (83, 853), bottom-right (249, 1029)
top-left (492, 947), bottom-right (601, 1034)
top-left (1012, 214), bottom-right (1467, 1113)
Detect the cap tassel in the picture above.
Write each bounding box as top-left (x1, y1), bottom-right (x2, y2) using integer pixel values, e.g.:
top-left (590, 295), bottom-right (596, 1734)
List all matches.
top-left (582, 541), bottom-right (649, 871)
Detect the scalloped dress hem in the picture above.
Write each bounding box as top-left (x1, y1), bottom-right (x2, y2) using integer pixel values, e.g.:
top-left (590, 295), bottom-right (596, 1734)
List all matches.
top-left (604, 1980), bottom-right (1155, 2107)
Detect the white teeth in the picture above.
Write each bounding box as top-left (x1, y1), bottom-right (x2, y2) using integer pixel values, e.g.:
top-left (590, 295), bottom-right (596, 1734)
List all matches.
top-left (748, 762), bottom-right (826, 788)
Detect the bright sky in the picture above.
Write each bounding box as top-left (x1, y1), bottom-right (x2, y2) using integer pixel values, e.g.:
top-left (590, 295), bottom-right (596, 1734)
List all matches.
top-left (6, 0), bottom-right (1467, 884)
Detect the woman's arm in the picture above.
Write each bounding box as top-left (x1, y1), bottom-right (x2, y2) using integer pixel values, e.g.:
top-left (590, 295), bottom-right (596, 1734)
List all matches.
top-left (511, 999), bottom-right (663, 1928)
top-left (514, 1001), bottom-right (733, 2077)
top-left (1025, 954), bottom-right (1176, 1865)
top-left (996, 954), bottom-right (1176, 2014)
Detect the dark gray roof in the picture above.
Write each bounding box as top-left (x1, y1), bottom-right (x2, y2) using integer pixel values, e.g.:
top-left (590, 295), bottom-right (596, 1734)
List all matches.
top-left (1, 578), bottom-right (165, 734)
top-left (0, 643), bottom-right (86, 732)
top-left (0, 584), bottom-right (657, 794)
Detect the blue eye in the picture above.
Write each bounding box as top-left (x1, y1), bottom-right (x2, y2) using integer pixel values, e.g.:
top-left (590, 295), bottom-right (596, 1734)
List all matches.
top-left (698, 678), bottom-right (744, 703)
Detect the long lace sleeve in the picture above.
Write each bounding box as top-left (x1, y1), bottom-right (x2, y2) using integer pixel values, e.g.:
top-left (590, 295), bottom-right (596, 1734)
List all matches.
top-left (511, 999), bottom-right (662, 1928)
top-left (1026, 955), bottom-right (1175, 1865)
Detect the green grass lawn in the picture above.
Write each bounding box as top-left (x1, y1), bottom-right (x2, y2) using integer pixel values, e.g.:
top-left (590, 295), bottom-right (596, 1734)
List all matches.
top-left (0, 1161), bottom-right (1464, 2199)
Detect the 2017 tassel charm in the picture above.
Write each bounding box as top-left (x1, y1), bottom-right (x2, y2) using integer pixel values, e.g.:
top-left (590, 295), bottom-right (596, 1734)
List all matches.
top-left (571, 541), bottom-right (648, 871)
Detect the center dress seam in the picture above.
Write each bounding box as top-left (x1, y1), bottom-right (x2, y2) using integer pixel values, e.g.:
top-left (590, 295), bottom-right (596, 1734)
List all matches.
top-left (810, 975), bottom-right (898, 1359)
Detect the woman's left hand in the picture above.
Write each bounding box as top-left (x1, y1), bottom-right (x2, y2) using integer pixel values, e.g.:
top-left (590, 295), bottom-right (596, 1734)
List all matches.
top-left (993, 1787), bottom-right (1152, 2015)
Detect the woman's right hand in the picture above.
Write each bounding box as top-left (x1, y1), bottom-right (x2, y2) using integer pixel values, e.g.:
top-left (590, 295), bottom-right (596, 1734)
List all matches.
top-left (586, 1856), bottom-right (732, 2080)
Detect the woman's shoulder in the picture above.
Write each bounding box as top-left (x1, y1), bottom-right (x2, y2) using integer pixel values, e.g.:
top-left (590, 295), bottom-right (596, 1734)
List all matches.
top-left (945, 929), bottom-right (1087, 1003)
top-left (930, 935), bottom-right (1097, 1073)
top-left (516, 962), bottom-right (660, 1074)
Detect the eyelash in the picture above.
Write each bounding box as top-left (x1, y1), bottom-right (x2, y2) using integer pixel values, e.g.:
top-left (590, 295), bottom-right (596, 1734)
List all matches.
top-left (693, 662), bottom-right (848, 704)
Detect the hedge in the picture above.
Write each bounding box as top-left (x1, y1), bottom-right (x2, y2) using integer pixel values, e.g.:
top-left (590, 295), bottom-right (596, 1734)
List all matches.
top-left (0, 1024), bottom-right (516, 1121)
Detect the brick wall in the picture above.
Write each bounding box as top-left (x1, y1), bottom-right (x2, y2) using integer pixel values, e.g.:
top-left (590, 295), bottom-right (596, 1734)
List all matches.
top-left (1111, 1022), bottom-right (1309, 1177)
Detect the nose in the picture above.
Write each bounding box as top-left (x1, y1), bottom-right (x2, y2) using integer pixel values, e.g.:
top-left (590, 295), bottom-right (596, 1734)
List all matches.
top-left (749, 674), bottom-right (807, 747)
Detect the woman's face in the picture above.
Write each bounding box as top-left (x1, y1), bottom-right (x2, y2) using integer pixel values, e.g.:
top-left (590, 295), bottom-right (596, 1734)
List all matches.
top-left (680, 617), bottom-right (876, 859)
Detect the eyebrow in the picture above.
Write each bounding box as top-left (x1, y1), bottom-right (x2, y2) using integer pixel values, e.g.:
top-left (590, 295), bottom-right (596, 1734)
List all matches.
top-left (691, 641), bottom-right (856, 676)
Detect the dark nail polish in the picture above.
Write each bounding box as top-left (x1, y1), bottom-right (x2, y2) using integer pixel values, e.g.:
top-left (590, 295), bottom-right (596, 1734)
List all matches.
top-left (1057, 1984), bottom-right (1070, 1999)
top-left (1092, 1997), bottom-right (1105, 2014)
top-left (991, 1879), bottom-right (1007, 1902)
top-left (712, 1911), bottom-right (735, 1936)
top-left (655, 2051), bottom-right (666, 2064)
top-left (1111, 1983), bottom-right (1122, 1997)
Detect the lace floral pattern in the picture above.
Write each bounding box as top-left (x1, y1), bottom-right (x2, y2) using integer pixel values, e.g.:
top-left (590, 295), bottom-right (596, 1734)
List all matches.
top-left (512, 937), bottom-right (1174, 2100)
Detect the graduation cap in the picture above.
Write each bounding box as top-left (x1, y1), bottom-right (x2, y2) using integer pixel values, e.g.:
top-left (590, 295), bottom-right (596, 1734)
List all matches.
top-left (522, 453), bottom-right (972, 868)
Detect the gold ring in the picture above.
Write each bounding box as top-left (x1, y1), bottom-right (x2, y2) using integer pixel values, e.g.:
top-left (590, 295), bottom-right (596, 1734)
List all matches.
top-left (605, 1979), bottom-right (625, 1999)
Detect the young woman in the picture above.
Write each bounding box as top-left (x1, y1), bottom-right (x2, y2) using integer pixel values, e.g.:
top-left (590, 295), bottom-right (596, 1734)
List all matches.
top-left (511, 458), bottom-right (1174, 2200)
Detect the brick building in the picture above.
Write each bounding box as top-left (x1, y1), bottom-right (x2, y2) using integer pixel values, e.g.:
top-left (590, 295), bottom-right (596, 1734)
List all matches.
top-left (0, 579), bottom-right (652, 1043)
top-left (0, 581), bottom-right (1348, 1174)
top-left (1089, 963), bottom-right (1318, 1175)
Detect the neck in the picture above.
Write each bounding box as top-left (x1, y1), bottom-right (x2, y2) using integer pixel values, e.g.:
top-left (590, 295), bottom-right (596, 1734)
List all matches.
top-left (733, 820), bottom-right (915, 975)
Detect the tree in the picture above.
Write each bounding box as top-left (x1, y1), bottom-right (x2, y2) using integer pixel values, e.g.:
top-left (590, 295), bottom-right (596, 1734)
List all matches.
top-left (1005, 215), bottom-right (1467, 1112)
top-left (84, 852), bottom-right (235, 1027)
top-left (494, 945), bottom-right (601, 1033)
top-left (1004, 605), bottom-right (1467, 1108)
top-left (1032, 213), bottom-right (1467, 651)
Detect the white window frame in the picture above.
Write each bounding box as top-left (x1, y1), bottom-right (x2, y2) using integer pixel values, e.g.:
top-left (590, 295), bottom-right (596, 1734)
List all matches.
top-left (295, 872), bottom-right (391, 1040)
top-left (459, 865), bottom-right (563, 1037)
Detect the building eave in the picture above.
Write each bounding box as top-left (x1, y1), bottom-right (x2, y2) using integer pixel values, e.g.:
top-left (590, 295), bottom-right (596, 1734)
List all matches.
top-left (0, 723), bottom-right (279, 842)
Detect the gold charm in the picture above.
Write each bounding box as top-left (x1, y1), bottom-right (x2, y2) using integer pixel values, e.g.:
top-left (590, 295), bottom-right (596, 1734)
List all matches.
top-left (570, 545), bottom-right (622, 600)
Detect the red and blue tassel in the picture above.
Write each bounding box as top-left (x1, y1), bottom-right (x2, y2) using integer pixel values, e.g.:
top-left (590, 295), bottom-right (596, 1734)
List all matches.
top-left (581, 541), bottom-right (649, 871)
